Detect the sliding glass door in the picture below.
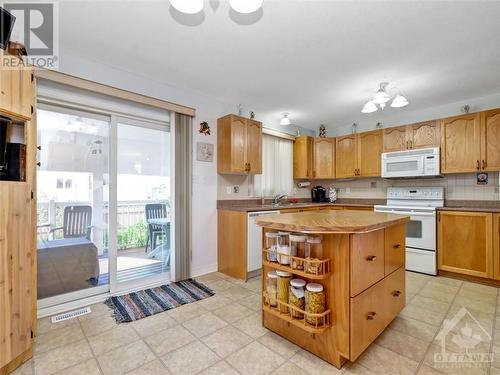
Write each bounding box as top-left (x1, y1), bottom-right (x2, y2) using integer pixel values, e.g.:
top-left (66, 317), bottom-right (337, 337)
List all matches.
top-left (37, 106), bottom-right (172, 307)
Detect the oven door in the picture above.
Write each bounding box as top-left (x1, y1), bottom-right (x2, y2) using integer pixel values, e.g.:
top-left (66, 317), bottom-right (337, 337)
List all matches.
top-left (382, 155), bottom-right (425, 178)
top-left (374, 207), bottom-right (436, 251)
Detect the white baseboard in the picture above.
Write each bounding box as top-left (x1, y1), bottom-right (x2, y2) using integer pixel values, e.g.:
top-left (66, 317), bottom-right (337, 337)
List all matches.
top-left (191, 262), bottom-right (217, 278)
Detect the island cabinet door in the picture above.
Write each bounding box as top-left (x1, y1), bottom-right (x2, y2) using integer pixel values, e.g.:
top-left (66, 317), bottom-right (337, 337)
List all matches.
top-left (350, 230), bottom-right (385, 297)
top-left (383, 266), bottom-right (405, 320)
top-left (438, 211), bottom-right (493, 279)
top-left (384, 224), bottom-right (406, 276)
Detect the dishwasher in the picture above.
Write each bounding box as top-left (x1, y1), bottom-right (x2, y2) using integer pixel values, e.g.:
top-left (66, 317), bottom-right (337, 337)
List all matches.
top-left (247, 211), bottom-right (280, 273)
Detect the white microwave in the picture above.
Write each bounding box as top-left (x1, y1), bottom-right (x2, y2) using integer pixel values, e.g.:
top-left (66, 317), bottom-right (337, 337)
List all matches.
top-left (381, 147), bottom-right (440, 178)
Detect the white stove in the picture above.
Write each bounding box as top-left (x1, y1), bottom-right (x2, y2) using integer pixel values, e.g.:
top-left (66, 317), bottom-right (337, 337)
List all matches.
top-left (374, 187), bottom-right (444, 275)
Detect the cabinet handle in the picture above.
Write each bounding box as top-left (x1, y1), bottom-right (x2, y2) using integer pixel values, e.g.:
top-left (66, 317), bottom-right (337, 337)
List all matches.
top-left (477, 160), bottom-right (480, 170)
top-left (406, 141), bottom-right (409, 149)
top-left (482, 160), bottom-right (486, 170)
top-left (409, 140), bottom-right (413, 149)
top-left (393, 243), bottom-right (401, 249)
top-left (366, 312), bottom-right (377, 320)
top-left (248, 163), bottom-right (251, 172)
top-left (366, 255), bottom-right (377, 261)
top-left (392, 290), bottom-right (401, 297)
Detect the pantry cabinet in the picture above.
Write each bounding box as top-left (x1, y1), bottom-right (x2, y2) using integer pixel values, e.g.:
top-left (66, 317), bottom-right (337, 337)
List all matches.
top-left (293, 136), bottom-right (314, 179)
top-left (382, 120), bottom-right (440, 152)
top-left (217, 114), bottom-right (262, 174)
top-left (336, 130), bottom-right (382, 178)
top-left (313, 137), bottom-right (335, 178)
top-left (438, 211), bottom-right (493, 279)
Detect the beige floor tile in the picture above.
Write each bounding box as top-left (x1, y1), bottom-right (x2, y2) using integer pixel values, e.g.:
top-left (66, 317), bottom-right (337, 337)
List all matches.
top-left (88, 324), bottom-right (139, 355)
top-left (491, 344), bottom-right (500, 369)
top-left (55, 358), bottom-right (101, 375)
top-left (258, 332), bottom-right (301, 359)
top-left (445, 304), bottom-right (495, 336)
top-left (196, 273), bottom-right (224, 283)
top-left (213, 302), bottom-right (254, 323)
top-left (195, 295), bottom-right (232, 311)
top-left (204, 279), bottom-right (234, 293)
top-left (461, 282), bottom-right (498, 297)
top-left (454, 295), bottom-right (496, 315)
top-left (289, 349), bottom-right (342, 375)
top-left (227, 341), bottom-right (285, 375)
top-left (220, 286), bottom-right (256, 301)
top-left (129, 312), bottom-right (177, 338)
top-left (161, 340), bottom-right (220, 375)
top-left (33, 339), bottom-right (93, 375)
top-left (389, 316), bottom-right (440, 342)
top-left (78, 303), bottom-right (112, 321)
top-left (406, 271), bottom-right (432, 283)
top-left (233, 313), bottom-right (269, 339)
top-left (201, 326), bottom-right (253, 358)
top-left (271, 361), bottom-right (309, 375)
top-left (427, 277), bottom-right (463, 288)
top-left (80, 314), bottom-right (118, 337)
top-left (97, 340), bottom-right (156, 375)
top-left (356, 344), bottom-right (419, 375)
top-left (10, 360), bottom-right (33, 375)
top-left (410, 295), bottom-right (451, 314)
top-left (242, 278), bottom-right (262, 292)
top-left (167, 302), bottom-right (208, 323)
top-left (343, 363), bottom-right (378, 375)
top-left (34, 323), bottom-right (85, 354)
top-left (375, 327), bottom-right (430, 362)
top-left (182, 312), bottom-right (228, 338)
top-left (37, 316), bottom-right (79, 335)
top-left (424, 344), bottom-right (489, 374)
top-left (491, 367), bottom-right (500, 375)
top-left (458, 287), bottom-right (498, 304)
top-left (197, 360), bottom-right (239, 375)
top-left (126, 359), bottom-right (171, 375)
top-left (418, 284), bottom-right (459, 304)
top-left (238, 293), bottom-right (262, 312)
top-left (145, 325), bottom-right (196, 356)
top-left (416, 364), bottom-right (446, 374)
top-left (400, 302), bottom-right (447, 327)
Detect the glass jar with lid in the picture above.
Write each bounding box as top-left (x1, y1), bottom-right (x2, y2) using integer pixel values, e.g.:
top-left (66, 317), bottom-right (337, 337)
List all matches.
top-left (276, 270), bottom-right (292, 313)
top-left (265, 232), bottom-right (279, 262)
top-left (305, 236), bottom-right (324, 274)
top-left (305, 283), bottom-right (326, 326)
top-left (289, 278), bottom-right (306, 319)
top-left (290, 234), bottom-right (307, 270)
top-left (265, 271), bottom-right (278, 307)
top-left (277, 232), bottom-right (291, 265)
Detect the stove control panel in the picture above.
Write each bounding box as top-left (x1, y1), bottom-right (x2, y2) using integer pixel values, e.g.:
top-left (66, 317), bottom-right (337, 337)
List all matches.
top-left (387, 187), bottom-right (444, 200)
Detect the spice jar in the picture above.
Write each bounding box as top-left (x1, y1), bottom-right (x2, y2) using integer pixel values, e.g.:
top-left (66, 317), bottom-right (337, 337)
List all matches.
top-left (289, 279), bottom-right (306, 319)
top-left (290, 234), bottom-right (307, 270)
top-left (305, 236), bottom-right (324, 275)
top-left (265, 232), bottom-right (279, 262)
top-left (305, 283), bottom-right (326, 326)
top-left (277, 232), bottom-right (291, 265)
top-left (265, 271), bottom-right (278, 307)
top-left (276, 270), bottom-right (292, 313)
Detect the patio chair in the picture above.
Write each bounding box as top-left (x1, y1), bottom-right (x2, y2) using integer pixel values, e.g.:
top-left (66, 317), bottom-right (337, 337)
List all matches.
top-left (145, 203), bottom-right (167, 253)
top-left (50, 205), bottom-right (93, 240)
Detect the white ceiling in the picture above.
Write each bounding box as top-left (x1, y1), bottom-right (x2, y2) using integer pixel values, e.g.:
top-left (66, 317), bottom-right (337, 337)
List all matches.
top-left (58, 1), bottom-right (500, 131)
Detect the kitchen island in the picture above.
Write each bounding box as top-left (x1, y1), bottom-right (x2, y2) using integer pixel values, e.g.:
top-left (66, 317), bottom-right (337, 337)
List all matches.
top-left (256, 210), bottom-right (410, 368)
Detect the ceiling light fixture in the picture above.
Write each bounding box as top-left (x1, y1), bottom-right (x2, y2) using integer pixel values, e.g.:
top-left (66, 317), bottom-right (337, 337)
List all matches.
top-left (280, 113), bottom-right (291, 126)
top-left (362, 82), bottom-right (409, 113)
top-left (169, 0), bottom-right (204, 14)
top-left (229, 0), bottom-right (264, 13)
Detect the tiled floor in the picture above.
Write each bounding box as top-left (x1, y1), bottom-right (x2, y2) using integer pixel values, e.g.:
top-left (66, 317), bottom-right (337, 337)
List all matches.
top-left (14, 271), bottom-right (500, 375)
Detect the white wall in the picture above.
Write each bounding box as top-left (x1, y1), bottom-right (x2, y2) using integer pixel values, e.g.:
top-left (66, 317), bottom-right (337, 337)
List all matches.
top-left (54, 51), bottom-right (233, 277)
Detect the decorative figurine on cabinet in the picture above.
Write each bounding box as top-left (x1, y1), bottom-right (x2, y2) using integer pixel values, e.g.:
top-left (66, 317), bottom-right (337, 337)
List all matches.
top-left (319, 124), bottom-right (326, 138)
top-left (199, 121), bottom-right (211, 136)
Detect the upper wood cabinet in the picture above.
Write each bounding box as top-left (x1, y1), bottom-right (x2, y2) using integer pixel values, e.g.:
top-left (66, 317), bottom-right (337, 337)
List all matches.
top-left (0, 51), bottom-right (34, 120)
top-left (382, 120), bottom-right (440, 152)
top-left (494, 214), bottom-right (500, 281)
top-left (440, 113), bottom-right (481, 173)
top-left (293, 136), bottom-right (314, 179)
top-left (438, 210), bottom-right (493, 279)
top-left (217, 114), bottom-right (262, 174)
top-left (336, 130), bottom-right (382, 178)
top-left (481, 109), bottom-right (500, 172)
top-left (313, 137), bottom-right (335, 178)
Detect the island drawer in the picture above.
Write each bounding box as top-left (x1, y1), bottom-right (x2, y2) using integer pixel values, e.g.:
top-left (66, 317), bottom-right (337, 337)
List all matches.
top-left (350, 230), bottom-right (385, 297)
top-left (350, 267), bottom-right (405, 360)
top-left (384, 223), bottom-right (406, 276)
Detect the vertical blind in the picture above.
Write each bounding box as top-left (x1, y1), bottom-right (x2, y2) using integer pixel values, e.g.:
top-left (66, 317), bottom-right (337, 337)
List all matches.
top-left (254, 134), bottom-right (294, 197)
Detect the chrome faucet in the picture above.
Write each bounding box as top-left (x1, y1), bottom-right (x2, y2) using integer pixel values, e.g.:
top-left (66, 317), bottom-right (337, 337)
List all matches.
top-left (273, 194), bottom-right (287, 206)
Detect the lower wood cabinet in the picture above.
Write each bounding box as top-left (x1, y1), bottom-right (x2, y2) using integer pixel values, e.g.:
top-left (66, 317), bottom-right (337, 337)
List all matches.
top-left (438, 211), bottom-right (493, 279)
top-left (493, 213), bottom-right (500, 281)
top-left (384, 223), bottom-right (406, 276)
top-left (350, 230), bottom-right (384, 297)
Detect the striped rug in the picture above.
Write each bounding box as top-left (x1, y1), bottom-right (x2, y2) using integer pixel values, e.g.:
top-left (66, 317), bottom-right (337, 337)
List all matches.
top-left (105, 279), bottom-right (215, 323)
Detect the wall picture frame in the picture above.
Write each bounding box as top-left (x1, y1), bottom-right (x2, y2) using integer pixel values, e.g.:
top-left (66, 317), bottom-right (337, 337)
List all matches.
top-left (196, 142), bottom-right (214, 162)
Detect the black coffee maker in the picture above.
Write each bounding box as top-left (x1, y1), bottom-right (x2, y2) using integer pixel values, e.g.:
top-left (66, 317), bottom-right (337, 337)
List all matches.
top-left (311, 186), bottom-right (327, 202)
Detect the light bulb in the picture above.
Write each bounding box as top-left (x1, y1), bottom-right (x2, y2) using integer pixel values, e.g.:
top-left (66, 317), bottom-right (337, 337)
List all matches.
top-left (361, 101), bottom-right (378, 114)
top-left (169, 0), bottom-right (204, 14)
top-left (229, 0), bottom-right (264, 13)
top-left (390, 94), bottom-right (409, 108)
top-left (280, 113), bottom-right (291, 126)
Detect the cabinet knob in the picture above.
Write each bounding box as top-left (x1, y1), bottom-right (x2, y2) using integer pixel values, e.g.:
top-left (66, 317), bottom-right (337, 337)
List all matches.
top-left (482, 160), bottom-right (486, 170)
top-left (392, 290), bottom-right (401, 297)
top-left (365, 255), bottom-right (377, 261)
top-left (37, 145), bottom-right (42, 151)
top-left (477, 160), bottom-right (480, 170)
top-left (366, 312), bottom-right (377, 320)
top-left (36, 162), bottom-right (41, 167)
top-left (393, 243), bottom-right (401, 249)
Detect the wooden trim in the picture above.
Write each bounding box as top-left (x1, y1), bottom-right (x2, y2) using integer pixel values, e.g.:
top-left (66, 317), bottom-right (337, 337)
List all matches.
top-left (263, 127), bottom-right (296, 141)
top-left (0, 348), bottom-right (32, 375)
top-left (35, 69), bottom-right (196, 117)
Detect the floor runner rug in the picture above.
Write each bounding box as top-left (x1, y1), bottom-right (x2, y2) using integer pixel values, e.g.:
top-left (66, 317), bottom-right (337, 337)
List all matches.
top-left (105, 279), bottom-right (215, 323)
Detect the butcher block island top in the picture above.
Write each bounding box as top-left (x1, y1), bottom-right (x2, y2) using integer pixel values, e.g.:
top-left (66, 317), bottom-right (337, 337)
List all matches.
top-left (256, 210), bottom-right (409, 369)
top-left (255, 210), bottom-right (409, 233)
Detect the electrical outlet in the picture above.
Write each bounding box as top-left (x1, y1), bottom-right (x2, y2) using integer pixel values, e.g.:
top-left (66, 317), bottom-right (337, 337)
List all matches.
top-left (345, 187), bottom-right (351, 194)
top-left (370, 181), bottom-right (377, 189)
top-left (226, 186), bottom-right (232, 195)
top-left (233, 186), bottom-right (240, 194)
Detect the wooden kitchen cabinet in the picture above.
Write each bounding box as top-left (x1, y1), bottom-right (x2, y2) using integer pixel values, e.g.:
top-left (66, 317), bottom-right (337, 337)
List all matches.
top-left (382, 126), bottom-right (408, 152)
top-left (293, 136), bottom-right (314, 179)
top-left (384, 223), bottom-right (406, 276)
top-left (335, 134), bottom-right (357, 178)
top-left (438, 211), bottom-right (493, 278)
top-left (382, 121), bottom-right (440, 152)
top-left (494, 214), bottom-right (500, 281)
top-left (440, 113), bottom-right (482, 173)
top-left (313, 137), bottom-right (335, 178)
top-left (481, 109), bottom-right (500, 172)
top-left (336, 131), bottom-right (381, 178)
top-left (217, 114), bottom-right (262, 174)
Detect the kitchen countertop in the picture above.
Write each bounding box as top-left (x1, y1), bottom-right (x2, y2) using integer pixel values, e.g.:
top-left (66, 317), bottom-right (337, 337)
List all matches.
top-left (439, 200), bottom-right (500, 213)
top-left (255, 210), bottom-right (410, 233)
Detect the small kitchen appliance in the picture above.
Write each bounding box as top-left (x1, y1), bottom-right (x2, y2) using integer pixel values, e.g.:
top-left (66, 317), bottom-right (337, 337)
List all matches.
top-left (328, 187), bottom-right (337, 202)
top-left (311, 186), bottom-right (327, 202)
top-left (374, 187), bottom-right (444, 275)
top-left (381, 147), bottom-right (440, 179)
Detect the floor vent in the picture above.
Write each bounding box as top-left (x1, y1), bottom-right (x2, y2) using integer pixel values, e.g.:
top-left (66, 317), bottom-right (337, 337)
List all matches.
top-left (51, 307), bottom-right (91, 323)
